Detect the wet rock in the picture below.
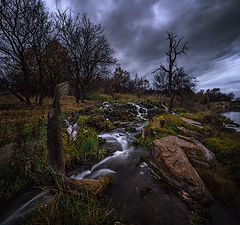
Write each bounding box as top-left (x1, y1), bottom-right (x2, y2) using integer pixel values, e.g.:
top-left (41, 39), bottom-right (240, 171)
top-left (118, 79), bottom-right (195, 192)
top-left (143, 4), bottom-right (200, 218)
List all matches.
top-left (139, 107), bottom-right (146, 114)
top-left (135, 132), bottom-right (142, 138)
top-left (113, 121), bottom-right (121, 128)
top-left (175, 135), bottom-right (216, 168)
top-left (87, 114), bottom-right (115, 131)
top-left (125, 126), bottom-right (137, 133)
top-left (151, 136), bottom-right (213, 203)
top-left (176, 126), bottom-right (204, 140)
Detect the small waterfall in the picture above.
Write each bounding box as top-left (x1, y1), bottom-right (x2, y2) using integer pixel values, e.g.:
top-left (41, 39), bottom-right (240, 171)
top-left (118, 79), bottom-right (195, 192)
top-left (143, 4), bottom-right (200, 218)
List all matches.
top-left (65, 117), bottom-right (78, 139)
top-left (127, 102), bottom-right (148, 120)
top-left (90, 169), bottom-right (116, 179)
top-left (71, 102), bottom-right (148, 180)
top-left (71, 130), bottom-right (132, 180)
top-left (161, 102), bottom-right (167, 110)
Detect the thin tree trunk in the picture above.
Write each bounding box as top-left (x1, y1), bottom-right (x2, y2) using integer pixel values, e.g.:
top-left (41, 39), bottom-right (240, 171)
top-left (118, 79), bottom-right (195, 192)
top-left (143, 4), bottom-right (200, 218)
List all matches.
top-left (38, 62), bottom-right (44, 106)
top-left (35, 94), bottom-right (39, 103)
top-left (75, 79), bottom-right (80, 103)
top-left (25, 96), bottom-right (31, 106)
top-left (81, 85), bottom-right (85, 103)
top-left (21, 63), bottom-right (31, 106)
top-left (169, 94), bottom-right (174, 113)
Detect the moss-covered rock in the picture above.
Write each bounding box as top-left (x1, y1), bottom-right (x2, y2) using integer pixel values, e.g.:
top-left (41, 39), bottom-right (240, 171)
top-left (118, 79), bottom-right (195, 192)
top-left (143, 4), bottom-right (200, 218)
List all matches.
top-left (87, 114), bottom-right (115, 131)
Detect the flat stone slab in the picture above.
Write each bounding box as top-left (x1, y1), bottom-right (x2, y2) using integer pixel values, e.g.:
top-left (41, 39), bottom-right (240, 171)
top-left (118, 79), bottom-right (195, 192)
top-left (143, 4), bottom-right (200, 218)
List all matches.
top-left (177, 126), bottom-right (204, 140)
top-left (181, 117), bottom-right (203, 128)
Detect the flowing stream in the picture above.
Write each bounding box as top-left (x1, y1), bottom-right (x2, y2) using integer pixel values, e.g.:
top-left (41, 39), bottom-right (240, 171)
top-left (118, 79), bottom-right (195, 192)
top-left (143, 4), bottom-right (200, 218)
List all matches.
top-left (70, 103), bottom-right (192, 225)
top-left (1, 103), bottom-right (240, 225)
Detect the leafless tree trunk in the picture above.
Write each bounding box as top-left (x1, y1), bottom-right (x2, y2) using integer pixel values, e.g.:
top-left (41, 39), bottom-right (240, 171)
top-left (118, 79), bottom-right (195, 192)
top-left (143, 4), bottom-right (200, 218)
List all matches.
top-left (153, 32), bottom-right (188, 113)
top-left (30, 0), bottom-right (54, 105)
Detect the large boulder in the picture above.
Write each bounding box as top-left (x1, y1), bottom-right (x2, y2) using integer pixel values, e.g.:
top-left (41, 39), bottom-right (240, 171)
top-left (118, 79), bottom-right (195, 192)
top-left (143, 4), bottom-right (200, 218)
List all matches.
top-left (151, 136), bottom-right (213, 203)
top-left (174, 135), bottom-right (216, 168)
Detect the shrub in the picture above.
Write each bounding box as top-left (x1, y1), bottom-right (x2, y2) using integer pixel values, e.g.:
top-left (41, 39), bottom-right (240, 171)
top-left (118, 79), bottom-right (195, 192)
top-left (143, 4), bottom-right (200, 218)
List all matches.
top-left (86, 92), bottom-right (113, 102)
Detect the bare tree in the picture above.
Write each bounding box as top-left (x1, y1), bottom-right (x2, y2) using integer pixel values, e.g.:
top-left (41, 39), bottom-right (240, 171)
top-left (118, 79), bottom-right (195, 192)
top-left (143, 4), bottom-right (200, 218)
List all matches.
top-left (56, 11), bottom-right (116, 103)
top-left (154, 67), bottom-right (196, 97)
top-left (29, 0), bottom-right (54, 105)
top-left (0, 0), bottom-right (49, 105)
top-left (0, 0), bottom-right (34, 105)
top-left (42, 40), bottom-right (72, 97)
top-left (153, 32), bottom-right (188, 113)
top-left (134, 74), bottom-right (150, 98)
top-left (112, 66), bottom-right (133, 94)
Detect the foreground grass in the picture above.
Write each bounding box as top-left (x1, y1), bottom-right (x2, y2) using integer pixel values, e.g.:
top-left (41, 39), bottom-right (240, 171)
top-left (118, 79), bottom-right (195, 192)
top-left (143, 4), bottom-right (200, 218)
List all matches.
top-left (26, 186), bottom-right (116, 225)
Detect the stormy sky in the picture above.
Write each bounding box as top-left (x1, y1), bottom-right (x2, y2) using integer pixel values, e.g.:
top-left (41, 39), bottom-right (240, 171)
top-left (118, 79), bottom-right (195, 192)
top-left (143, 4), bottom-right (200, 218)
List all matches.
top-left (46, 0), bottom-right (240, 96)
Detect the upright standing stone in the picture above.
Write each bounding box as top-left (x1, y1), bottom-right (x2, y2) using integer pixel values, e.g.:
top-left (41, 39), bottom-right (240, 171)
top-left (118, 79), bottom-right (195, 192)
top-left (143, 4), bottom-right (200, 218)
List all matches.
top-left (47, 82), bottom-right (69, 175)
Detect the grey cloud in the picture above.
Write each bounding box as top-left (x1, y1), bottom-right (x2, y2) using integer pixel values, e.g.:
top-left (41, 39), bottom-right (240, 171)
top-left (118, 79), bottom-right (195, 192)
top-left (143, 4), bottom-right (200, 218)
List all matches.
top-left (50, 0), bottom-right (240, 95)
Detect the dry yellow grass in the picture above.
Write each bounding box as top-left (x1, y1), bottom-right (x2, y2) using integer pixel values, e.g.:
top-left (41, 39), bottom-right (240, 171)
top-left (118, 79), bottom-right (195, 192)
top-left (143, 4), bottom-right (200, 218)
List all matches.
top-left (196, 165), bottom-right (239, 207)
top-left (0, 94), bottom-right (99, 147)
top-left (0, 95), bottom-right (98, 126)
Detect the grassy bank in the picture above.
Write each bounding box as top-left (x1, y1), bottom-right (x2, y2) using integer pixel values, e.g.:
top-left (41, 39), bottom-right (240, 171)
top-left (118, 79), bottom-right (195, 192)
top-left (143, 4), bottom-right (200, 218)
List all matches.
top-left (137, 112), bottom-right (240, 209)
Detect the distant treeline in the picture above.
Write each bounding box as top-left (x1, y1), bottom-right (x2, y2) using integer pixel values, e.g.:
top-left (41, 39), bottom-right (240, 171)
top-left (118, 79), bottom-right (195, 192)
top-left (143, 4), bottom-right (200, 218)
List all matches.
top-left (0, 0), bottom-right (236, 106)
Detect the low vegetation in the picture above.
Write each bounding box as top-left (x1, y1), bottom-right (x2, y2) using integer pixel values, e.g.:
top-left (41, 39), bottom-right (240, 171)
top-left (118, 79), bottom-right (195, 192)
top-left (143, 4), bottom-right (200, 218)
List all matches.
top-left (0, 97), bottom-right (113, 201)
top-left (26, 181), bottom-right (116, 225)
top-left (137, 111), bottom-right (240, 209)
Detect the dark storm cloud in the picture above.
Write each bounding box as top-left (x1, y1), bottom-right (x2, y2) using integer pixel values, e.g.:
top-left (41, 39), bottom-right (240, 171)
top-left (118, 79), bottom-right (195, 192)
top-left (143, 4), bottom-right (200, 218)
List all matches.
top-left (47, 0), bottom-right (240, 95)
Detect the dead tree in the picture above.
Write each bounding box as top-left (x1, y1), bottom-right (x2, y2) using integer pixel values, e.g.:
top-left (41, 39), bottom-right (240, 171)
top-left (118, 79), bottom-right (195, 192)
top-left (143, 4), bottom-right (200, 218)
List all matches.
top-left (153, 32), bottom-right (188, 113)
top-left (47, 81), bottom-right (69, 176)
